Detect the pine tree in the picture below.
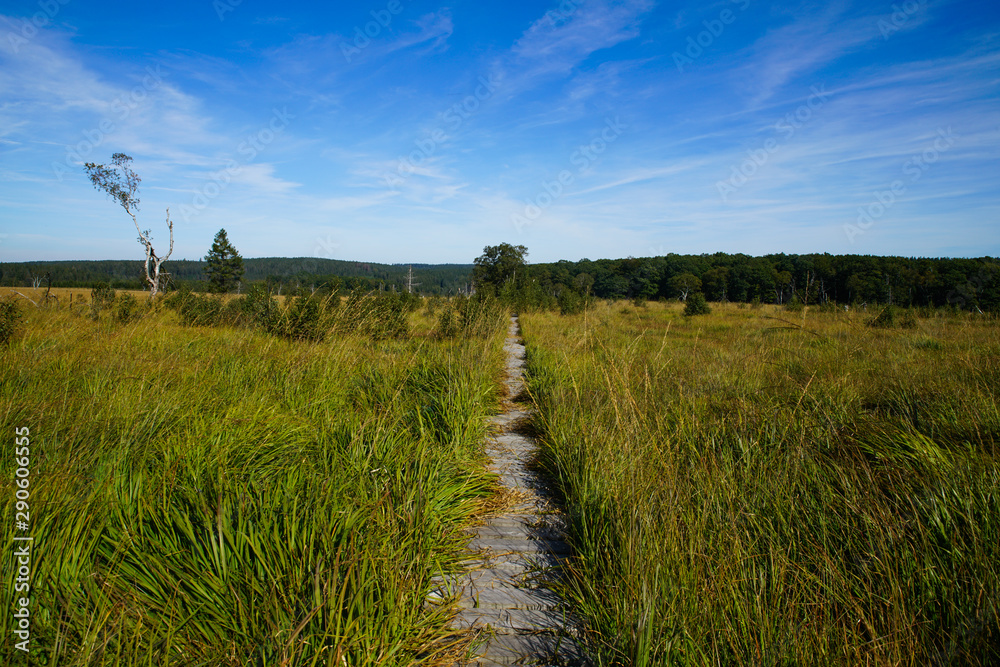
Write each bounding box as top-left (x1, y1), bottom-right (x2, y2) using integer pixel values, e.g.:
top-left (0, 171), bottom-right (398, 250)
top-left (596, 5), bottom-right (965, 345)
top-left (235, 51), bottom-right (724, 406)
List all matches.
top-left (204, 229), bottom-right (245, 293)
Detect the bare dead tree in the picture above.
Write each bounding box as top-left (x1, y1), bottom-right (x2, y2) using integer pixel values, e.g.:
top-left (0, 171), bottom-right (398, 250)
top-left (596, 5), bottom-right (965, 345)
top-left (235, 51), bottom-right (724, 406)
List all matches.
top-left (406, 265), bottom-right (420, 294)
top-left (11, 292), bottom-right (37, 306)
top-left (84, 154), bottom-right (174, 298)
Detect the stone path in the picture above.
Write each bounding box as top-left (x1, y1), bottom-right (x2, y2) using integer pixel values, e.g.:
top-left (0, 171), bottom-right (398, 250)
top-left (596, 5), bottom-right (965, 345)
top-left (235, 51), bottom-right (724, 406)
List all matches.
top-left (450, 315), bottom-right (586, 666)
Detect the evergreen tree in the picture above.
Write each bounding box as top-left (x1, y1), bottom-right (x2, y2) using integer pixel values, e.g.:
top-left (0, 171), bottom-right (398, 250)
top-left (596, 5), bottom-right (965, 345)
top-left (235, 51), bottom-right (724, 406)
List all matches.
top-left (684, 292), bottom-right (711, 316)
top-left (204, 229), bottom-right (244, 293)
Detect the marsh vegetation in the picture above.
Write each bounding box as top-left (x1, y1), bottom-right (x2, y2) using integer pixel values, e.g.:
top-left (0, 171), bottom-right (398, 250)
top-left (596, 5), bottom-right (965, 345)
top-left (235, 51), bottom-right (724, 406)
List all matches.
top-left (2, 286), bottom-right (997, 665)
top-left (0, 289), bottom-right (508, 665)
top-left (525, 301), bottom-right (999, 665)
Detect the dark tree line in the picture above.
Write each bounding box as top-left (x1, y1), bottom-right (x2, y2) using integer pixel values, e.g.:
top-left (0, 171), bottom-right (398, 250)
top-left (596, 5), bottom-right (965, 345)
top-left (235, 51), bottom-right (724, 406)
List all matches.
top-left (4, 252), bottom-right (997, 312)
top-left (0, 258), bottom-right (475, 296)
top-left (522, 253), bottom-right (999, 311)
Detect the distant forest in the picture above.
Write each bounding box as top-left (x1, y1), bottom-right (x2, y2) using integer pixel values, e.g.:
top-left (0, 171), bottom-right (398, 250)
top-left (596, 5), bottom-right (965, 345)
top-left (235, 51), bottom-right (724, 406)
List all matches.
top-left (526, 253), bottom-right (999, 311)
top-left (2, 253), bottom-right (997, 311)
top-left (0, 258), bottom-right (475, 296)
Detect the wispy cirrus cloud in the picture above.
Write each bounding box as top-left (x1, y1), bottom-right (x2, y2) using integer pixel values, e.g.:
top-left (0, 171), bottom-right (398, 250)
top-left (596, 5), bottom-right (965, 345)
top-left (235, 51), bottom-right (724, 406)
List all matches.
top-left (497, 0), bottom-right (655, 97)
top-left (385, 10), bottom-right (453, 56)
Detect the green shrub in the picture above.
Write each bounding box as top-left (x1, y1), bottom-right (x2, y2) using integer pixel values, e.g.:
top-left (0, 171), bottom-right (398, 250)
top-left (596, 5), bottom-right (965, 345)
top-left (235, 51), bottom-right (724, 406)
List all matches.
top-left (0, 300), bottom-right (23, 346)
top-left (90, 283), bottom-right (116, 320)
top-left (559, 289), bottom-right (585, 315)
top-left (399, 291), bottom-right (421, 313)
top-left (176, 293), bottom-right (226, 327)
top-left (369, 293), bottom-right (409, 341)
top-left (785, 296), bottom-right (804, 312)
top-left (456, 295), bottom-right (505, 338)
top-left (684, 292), bottom-right (712, 316)
top-left (113, 293), bottom-right (144, 324)
top-left (282, 290), bottom-right (329, 342)
top-left (868, 305), bottom-right (917, 329)
top-left (913, 337), bottom-right (943, 351)
top-left (239, 283), bottom-right (281, 332)
top-left (333, 290), bottom-right (409, 340)
top-left (425, 295), bottom-right (443, 317)
top-left (162, 283), bottom-right (191, 311)
top-left (434, 307), bottom-right (460, 339)
top-left (337, 287), bottom-right (373, 334)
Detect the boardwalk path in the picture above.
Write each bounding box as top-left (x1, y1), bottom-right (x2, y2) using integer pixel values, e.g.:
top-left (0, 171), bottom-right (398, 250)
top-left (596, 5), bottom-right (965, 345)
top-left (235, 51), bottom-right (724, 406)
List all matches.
top-left (451, 315), bottom-right (586, 665)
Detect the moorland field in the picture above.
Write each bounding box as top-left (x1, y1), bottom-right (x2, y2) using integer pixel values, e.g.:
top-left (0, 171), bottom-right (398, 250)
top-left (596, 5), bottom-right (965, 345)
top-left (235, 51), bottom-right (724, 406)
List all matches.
top-left (1, 287), bottom-right (508, 665)
top-left (525, 301), bottom-right (999, 665)
top-left (1, 286), bottom-right (998, 665)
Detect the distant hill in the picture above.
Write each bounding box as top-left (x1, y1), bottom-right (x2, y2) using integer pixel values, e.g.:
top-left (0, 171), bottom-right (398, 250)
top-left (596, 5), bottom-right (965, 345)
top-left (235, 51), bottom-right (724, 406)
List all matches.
top-left (0, 258), bottom-right (474, 295)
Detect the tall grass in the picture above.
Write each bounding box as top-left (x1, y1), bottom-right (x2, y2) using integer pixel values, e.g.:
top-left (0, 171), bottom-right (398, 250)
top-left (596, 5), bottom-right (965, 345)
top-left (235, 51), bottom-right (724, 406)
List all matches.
top-left (524, 301), bottom-right (1000, 665)
top-left (0, 300), bottom-right (508, 665)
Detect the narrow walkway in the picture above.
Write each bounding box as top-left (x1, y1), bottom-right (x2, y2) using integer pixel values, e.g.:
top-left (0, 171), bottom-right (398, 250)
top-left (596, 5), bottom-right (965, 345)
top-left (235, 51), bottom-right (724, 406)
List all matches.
top-left (452, 315), bottom-right (585, 666)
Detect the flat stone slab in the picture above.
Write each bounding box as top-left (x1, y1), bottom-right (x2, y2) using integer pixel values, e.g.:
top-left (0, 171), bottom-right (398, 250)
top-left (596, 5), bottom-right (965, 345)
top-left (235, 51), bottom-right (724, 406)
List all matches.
top-left (492, 433), bottom-right (535, 448)
top-left (473, 523), bottom-right (535, 540)
top-left (459, 558), bottom-right (539, 577)
top-left (470, 632), bottom-right (587, 665)
top-left (458, 585), bottom-right (562, 611)
top-left (496, 473), bottom-right (540, 489)
top-left (476, 517), bottom-right (567, 538)
top-left (487, 457), bottom-right (530, 468)
top-left (453, 607), bottom-right (575, 632)
top-left (468, 537), bottom-right (571, 556)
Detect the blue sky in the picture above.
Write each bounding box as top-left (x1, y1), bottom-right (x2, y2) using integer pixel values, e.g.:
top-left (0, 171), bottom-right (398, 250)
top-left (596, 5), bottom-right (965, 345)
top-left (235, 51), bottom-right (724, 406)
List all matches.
top-left (1, 0), bottom-right (998, 264)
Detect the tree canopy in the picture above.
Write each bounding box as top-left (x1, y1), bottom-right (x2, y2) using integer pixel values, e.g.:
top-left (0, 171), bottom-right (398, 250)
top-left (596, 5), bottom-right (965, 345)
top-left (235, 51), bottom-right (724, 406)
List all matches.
top-left (472, 243), bottom-right (528, 295)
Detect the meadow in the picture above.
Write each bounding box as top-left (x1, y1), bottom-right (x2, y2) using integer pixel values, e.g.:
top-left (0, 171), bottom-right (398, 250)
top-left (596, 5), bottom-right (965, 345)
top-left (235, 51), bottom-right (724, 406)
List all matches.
top-left (4, 286), bottom-right (999, 666)
top-left (0, 288), bottom-right (508, 666)
top-left (524, 301), bottom-right (1000, 666)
